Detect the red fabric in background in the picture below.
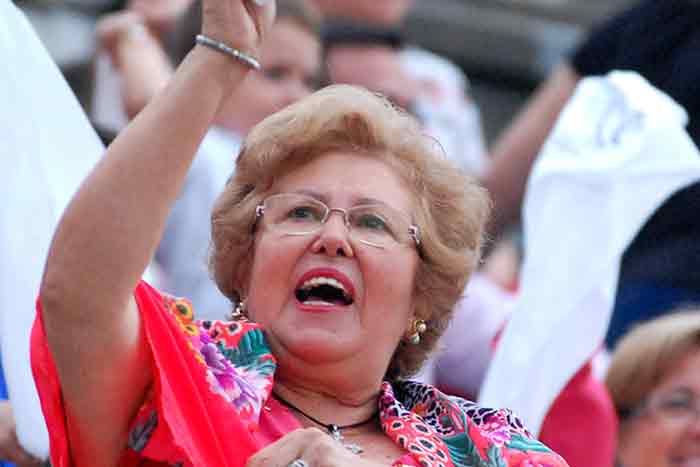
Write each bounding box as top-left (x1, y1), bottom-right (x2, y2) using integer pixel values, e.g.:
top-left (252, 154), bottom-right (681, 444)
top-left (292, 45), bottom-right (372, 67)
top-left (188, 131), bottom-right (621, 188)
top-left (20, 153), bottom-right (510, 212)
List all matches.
top-left (488, 324), bottom-right (618, 467)
top-left (539, 361), bottom-right (618, 467)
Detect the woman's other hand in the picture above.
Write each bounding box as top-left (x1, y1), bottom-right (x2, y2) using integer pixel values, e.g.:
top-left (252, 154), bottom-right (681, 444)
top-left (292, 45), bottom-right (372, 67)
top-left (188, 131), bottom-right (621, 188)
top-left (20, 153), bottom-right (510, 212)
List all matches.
top-left (96, 10), bottom-right (174, 119)
top-left (200, 0), bottom-right (276, 61)
top-left (96, 11), bottom-right (151, 64)
top-left (246, 428), bottom-right (387, 467)
top-left (0, 401), bottom-right (42, 467)
top-left (127, 0), bottom-right (196, 36)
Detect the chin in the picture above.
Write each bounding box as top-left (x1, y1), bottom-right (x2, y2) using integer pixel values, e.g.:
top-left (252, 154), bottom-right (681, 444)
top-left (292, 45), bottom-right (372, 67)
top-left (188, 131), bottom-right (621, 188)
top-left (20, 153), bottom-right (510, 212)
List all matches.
top-left (277, 328), bottom-right (361, 364)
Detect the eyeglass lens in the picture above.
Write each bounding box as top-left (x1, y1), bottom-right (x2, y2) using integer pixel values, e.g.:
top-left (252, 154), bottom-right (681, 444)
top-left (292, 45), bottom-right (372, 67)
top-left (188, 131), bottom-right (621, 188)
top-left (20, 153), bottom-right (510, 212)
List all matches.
top-left (262, 194), bottom-right (412, 247)
top-left (648, 388), bottom-right (700, 424)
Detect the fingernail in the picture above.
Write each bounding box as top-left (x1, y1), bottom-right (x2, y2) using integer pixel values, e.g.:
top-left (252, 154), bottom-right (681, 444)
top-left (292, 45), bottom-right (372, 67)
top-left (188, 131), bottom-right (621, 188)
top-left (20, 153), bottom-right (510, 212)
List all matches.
top-left (250, 0), bottom-right (271, 6)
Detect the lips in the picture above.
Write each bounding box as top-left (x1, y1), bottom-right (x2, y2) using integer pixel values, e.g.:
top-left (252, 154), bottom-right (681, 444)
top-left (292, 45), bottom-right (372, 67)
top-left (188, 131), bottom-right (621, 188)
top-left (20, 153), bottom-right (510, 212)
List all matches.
top-left (294, 268), bottom-right (356, 308)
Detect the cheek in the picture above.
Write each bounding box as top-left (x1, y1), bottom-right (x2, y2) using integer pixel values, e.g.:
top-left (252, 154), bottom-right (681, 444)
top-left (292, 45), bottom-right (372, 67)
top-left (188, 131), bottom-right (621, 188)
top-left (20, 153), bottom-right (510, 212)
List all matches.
top-left (361, 251), bottom-right (417, 318)
top-left (246, 235), bottom-right (299, 316)
top-left (618, 420), bottom-right (678, 467)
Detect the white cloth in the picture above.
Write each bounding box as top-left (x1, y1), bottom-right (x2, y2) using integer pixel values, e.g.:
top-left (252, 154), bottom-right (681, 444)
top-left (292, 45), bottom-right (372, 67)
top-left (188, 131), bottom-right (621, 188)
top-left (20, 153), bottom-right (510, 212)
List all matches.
top-left (479, 71), bottom-right (700, 434)
top-left (401, 47), bottom-right (487, 176)
top-left (156, 127), bottom-right (241, 320)
top-left (432, 274), bottom-right (514, 397)
top-left (91, 52), bottom-right (130, 134)
top-left (0, 0), bottom-right (104, 458)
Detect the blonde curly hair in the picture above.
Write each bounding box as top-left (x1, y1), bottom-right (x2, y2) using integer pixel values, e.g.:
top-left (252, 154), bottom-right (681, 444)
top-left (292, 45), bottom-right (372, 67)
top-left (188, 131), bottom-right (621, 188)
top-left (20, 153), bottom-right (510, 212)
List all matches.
top-left (209, 84), bottom-right (490, 380)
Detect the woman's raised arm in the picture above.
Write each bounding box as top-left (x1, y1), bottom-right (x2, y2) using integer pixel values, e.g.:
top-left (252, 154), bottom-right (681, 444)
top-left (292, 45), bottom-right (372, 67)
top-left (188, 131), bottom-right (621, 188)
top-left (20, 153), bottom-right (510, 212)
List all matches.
top-left (38, 2), bottom-right (274, 465)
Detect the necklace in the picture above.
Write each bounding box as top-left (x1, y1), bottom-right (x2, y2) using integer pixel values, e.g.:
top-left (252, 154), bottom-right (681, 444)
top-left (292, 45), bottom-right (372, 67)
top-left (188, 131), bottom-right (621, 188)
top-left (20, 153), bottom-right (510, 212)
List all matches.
top-left (272, 392), bottom-right (378, 455)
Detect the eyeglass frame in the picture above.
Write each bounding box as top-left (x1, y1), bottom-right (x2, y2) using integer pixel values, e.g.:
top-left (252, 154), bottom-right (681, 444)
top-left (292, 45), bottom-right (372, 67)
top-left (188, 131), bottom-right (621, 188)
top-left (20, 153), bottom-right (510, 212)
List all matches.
top-left (253, 193), bottom-right (421, 250)
top-left (621, 387), bottom-right (700, 425)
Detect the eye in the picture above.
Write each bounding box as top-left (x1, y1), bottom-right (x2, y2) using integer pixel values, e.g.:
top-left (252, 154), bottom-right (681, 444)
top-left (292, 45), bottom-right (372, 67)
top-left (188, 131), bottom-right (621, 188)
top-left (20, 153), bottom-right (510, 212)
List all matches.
top-left (287, 205), bottom-right (322, 222)
top-left (659, 397), bottom-right (693, 412)
top-left (356, 213), bottom-right (388, 231)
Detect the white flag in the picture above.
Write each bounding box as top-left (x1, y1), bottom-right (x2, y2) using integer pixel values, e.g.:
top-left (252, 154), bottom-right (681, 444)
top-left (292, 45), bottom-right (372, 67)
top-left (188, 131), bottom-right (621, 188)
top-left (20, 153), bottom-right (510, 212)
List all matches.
top-left (0, 0), bottom-right (103, 458)
top-left (479, 71), bottom-right (700, 434)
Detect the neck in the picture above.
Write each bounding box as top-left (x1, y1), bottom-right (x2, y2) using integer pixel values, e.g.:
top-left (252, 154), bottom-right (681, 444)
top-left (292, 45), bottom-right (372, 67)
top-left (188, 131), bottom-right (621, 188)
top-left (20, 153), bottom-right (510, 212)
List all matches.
top-left (272, 378), bottom-right (381, 431)
top-left (265, 332), bottom-right (393, 411)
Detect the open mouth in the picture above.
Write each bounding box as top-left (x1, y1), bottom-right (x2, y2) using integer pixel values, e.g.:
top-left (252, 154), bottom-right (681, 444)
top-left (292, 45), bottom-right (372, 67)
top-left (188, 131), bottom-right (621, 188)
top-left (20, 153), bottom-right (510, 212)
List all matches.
top-left (295, 276), bottom-right (354, 307)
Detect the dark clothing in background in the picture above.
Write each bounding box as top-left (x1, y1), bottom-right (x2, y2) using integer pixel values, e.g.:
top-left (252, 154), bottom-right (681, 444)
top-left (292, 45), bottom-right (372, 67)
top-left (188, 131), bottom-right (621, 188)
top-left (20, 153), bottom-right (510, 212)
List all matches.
top-left (570, 0), bottom-right (700, 347)
top-left (571, 0), bottom-right (700, 143)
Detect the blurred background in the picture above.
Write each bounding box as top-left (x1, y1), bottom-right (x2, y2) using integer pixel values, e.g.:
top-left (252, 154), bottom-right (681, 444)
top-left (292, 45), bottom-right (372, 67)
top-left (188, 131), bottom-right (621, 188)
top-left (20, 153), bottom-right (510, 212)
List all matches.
top-left (17, 0), bottom-right (637, 143)
top-left (405, 0), bottom-right (636, 141)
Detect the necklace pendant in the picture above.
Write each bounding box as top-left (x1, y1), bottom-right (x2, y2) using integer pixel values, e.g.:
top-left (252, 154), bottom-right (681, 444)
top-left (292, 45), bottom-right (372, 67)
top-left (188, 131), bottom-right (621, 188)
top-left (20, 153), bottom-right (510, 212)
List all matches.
top-left (343, 443), bottom-right (364, 455)
top-left (329, 424), bottom-right (342, 442)
top-left (327, 424), bottom-right (364, 455)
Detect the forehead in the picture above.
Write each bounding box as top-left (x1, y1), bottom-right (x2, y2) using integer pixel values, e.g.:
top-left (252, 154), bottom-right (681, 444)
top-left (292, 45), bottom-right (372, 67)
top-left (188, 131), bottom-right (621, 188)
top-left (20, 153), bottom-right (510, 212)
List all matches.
top-left (271, 151), bottom-right (414, 212)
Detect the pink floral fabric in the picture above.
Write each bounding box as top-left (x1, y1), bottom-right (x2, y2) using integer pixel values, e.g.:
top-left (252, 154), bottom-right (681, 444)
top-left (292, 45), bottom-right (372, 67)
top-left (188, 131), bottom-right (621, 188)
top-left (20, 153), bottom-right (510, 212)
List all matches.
top-left (32, 281), bottom-right (570, 467)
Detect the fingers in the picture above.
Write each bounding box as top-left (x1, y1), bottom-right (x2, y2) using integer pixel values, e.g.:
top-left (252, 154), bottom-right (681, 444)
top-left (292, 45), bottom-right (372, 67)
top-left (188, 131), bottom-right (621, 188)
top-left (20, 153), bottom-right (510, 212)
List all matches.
top-left (199, 0), bottom-right (276, 57)
top-left (0, 431), bottom-right (42, 466)
top-left (127, 0), bottom-right (196, 34)
top-left (96, 11), bottom-right (147, 55)
top-left (243, 0), bottom-right (276, 42)
top-left (246, 428), bottom-right (312, 467)
top-left (0, 402), bottom-right (42, 467)
top-left (246, 427), bottom-right (350, 467)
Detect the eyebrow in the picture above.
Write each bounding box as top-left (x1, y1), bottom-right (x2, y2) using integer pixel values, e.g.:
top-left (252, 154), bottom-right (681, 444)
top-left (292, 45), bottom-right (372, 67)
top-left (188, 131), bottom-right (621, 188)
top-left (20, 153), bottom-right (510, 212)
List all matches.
top-left (290, 189), bottom-right (390, 208)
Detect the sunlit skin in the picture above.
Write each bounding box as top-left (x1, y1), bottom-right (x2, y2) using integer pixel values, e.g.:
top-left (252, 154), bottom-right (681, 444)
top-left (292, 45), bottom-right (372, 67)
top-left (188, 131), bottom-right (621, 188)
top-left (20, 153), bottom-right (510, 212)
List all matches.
top-left (244, 152), bottom-right (419, 395)
top-left (618, 350), bottom-right (700, 467)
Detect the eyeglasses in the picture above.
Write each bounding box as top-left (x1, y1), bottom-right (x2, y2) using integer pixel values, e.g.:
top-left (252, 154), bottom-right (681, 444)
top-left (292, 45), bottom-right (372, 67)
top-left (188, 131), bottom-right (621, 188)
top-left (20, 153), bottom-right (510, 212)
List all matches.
top-left (630, 388), bottom-right (700, 426)
top-left (255, 193), bottom-right (421, 250)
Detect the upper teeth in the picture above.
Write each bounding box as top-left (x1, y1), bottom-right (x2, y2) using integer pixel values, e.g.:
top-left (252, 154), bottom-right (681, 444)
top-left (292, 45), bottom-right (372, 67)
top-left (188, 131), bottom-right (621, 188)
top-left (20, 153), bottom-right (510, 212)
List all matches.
top-left (300, 277), bottom-right (347, 294)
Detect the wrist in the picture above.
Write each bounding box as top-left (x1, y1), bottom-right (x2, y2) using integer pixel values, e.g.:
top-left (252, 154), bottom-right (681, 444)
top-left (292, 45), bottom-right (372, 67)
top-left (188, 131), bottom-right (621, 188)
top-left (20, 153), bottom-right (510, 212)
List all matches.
top-left (195, 35), bottom-right (261, 71)
top-left (185, 44), bottom-right (253, 97)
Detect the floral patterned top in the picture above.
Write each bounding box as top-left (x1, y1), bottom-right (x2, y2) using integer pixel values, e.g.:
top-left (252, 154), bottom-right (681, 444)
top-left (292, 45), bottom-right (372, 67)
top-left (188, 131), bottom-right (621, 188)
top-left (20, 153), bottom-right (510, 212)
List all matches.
top-left (31, 281), bottom-right (569, 467)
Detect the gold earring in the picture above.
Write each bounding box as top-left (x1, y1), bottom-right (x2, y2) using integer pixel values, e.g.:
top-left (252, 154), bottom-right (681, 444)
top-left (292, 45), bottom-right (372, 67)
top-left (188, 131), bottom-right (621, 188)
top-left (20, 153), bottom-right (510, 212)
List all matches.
top-left (406, 319), bottom-right (427, 345)
top-left (229, 300), bottom-right (247, 320)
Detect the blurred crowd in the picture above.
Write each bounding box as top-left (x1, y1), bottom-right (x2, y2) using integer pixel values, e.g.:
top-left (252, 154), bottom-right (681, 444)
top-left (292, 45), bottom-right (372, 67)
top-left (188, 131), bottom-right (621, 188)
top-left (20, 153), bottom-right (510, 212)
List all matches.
top-left (4, 0), bottom-right (700, 466)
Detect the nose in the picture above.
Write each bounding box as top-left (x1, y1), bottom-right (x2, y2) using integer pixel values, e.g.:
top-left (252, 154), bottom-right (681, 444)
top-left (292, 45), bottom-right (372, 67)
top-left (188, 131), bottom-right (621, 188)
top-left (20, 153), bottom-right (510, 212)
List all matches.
top-left (310, 210), bottom-right (354, 258)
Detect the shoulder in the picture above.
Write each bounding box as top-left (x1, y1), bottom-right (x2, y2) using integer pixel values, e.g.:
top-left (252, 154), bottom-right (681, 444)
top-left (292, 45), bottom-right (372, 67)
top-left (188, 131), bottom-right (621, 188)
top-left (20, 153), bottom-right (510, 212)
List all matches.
top-left (400, 46), bottom-right (468, 94)
top-left (138, 282), bottom-right (274, 372)
top-left (390, 380), bottom-right (532, 436)
top-left (384, 380), bottom-right (570, 466)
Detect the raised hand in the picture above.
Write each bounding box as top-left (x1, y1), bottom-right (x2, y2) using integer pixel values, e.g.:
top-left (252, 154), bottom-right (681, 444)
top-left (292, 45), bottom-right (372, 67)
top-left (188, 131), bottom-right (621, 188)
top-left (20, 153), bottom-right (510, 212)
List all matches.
top-left (96, 10), bottom-right (149, 62)
top-left (200, 0), bottom-right (276, 61)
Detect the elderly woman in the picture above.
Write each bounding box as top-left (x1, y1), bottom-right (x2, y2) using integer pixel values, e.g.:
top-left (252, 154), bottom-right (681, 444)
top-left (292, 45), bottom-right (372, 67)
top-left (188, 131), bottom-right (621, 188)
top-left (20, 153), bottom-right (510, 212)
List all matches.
top-left (606, 310), bottom-right (700, 467)
top-left (32, 1), bottom-right (569, 466)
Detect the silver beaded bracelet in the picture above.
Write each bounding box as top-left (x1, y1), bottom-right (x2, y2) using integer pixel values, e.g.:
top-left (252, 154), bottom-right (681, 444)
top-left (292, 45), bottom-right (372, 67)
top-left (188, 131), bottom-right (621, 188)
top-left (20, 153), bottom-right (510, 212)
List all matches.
top-left (195, 34), bottom-right (261, 71)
